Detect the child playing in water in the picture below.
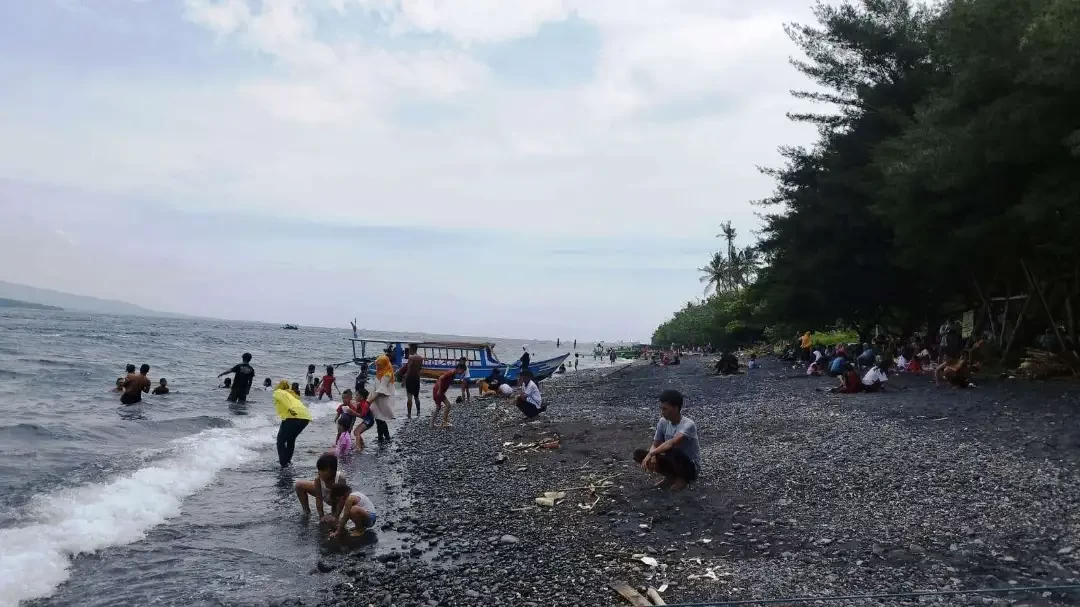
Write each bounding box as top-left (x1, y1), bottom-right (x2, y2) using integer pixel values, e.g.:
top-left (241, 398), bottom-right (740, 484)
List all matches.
top-left (305, 364), bottom-right (317, 396)
top-left (262, 377), bottom-right (272, 390)
top-left (317, 366), bottom-right (337, 400)
top-left (352, 387), bottom-right (374, 450)
top-left (294, 453), bottom-right (346, 523)
top-left (111, 378), bottom-right (125, 393)
top-left (152, 378), bottom-right (170, 395)
top-left (328, 482), bottom-right (378, 539)
top-left (334, 420), bottom-right (354, 456)
top-left (290, 382), bottom-right (302, 397)
top-left (335, 389), bottom-right (358, 441)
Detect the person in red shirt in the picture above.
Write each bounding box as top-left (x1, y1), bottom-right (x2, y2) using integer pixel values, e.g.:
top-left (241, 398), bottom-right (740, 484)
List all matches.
top-left (317, 365), bottom-right (338, 400)
top-left (432, 364), bottom-right (465, 428)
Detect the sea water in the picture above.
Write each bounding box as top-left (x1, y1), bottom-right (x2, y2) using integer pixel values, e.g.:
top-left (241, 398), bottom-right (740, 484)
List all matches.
top-left (0, 309), bottom-right (615, 606)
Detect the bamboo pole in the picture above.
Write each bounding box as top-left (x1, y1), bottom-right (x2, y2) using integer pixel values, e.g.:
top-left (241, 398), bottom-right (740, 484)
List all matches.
top-left (1000, 291), bottom-right (1033, 365)
top-left (973, 278), bottom-right (997, 339)
top-left (1021, 260), bottom-right (1080, 372)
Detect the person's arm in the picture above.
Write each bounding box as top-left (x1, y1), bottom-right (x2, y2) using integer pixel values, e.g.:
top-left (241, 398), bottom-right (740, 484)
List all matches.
top-left (218, 365), bottom-right (239, 378)
top-left (330, 496), bottom-right (353, 538)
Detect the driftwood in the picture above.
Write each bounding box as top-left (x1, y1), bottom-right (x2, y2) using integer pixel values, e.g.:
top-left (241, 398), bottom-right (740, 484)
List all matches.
top-left (1017, 348), bottom-right (1080, 379)
top-left (646, 587), bottom-right (666, 605)
top-left (610, 581), bottom-right (652, 606)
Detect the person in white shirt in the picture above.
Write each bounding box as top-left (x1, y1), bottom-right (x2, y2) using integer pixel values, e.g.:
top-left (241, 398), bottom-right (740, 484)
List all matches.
top-left (514, 369), bottom-right (545, 418)
top-left (861, 362), bottom-right (891, 392)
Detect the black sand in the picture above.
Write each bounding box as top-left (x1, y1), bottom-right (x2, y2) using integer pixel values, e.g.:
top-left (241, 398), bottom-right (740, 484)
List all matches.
top-left (307, 358), bottom-right (1080, 607)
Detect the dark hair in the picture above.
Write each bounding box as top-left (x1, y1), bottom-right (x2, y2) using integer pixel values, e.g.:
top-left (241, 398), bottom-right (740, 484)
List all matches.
top-left (409, 343), bottom-right (418, 352)
top-left (140, 363), bottom-right (150, 374)
top-left (223, 377), bottom-right (232, 387)
top-left (326, 365), bottom-right (334, 375)
top-left (159, 378), bottom-right (167, 384)
top-left (242, 353), bottom-right (252, 362)
top-left (456, 362), bottom-right (467, 371)
top-left (342, 389), bottom-right (353, 399)
top-left (356, 387), bottom-right (369, 399)
top-left (455, 395), bottom-right (464, 404)
top-left (308, 364), bottom-right (316, 372)
top-left (291, 382), bottom-right (300, 392)
top-left (126, 364), bottom-right (136, 374)
top-left (521, 369), bottom-right (534, 379)
top-left (329, 482), bottom-right (351, 503)
top-left (263, 377), bottom-right (271, 384)
top-left (659, 389), bottom-right (683, 409)
top-left (316, 453), bottom-right (338, 475)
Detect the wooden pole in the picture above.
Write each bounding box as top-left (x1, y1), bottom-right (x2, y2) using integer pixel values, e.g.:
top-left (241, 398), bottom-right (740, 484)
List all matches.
top-left (999, 282), bottom-right (1010, 347)
top-left (1000, 293), bottom-right (1032, 365)
top-left (973, 278), bottom-right (997, 339)
top-left (1019, 257), bottom-right (1080, 371)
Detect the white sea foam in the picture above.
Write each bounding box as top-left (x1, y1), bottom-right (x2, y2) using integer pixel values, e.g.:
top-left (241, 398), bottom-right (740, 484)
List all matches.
top-left (0, 401), bottom-right (336, 607)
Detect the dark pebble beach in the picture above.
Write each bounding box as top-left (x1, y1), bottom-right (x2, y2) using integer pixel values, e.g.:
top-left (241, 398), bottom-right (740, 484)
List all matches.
top-left (303, 357), bottom-right (1080, 607)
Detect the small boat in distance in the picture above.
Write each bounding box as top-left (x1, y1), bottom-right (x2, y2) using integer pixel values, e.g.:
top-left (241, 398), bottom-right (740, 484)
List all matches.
top-left (339, 338), bottom-right (568, 383)
top-left (282, 324), bottom-right (299, 330)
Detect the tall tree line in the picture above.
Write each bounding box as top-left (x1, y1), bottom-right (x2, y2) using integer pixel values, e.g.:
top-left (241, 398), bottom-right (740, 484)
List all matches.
top-left (654, 0), bottom-right (1080, 350)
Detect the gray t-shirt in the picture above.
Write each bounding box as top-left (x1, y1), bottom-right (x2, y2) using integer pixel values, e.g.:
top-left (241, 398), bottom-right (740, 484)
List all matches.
top-left (654, 416), bottom-right (700, 469)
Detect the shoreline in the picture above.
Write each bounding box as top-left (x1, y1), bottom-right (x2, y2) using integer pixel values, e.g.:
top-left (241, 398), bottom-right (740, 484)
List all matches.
top-left (309, 358), bottom-right (1080, 607)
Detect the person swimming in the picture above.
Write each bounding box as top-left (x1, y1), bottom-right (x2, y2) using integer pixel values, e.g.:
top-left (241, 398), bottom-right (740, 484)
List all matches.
top-left (121, 364), bottom-right (151, 405)
top-left (151, 378), bottom-right (170, 395)
top-left (262, 377), bottom-right (272, 390)
top-left (111, 378), bottom-right (125, 393)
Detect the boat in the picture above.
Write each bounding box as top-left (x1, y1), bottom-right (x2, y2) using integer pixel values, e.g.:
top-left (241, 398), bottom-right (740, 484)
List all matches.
top-left (338, 338), bottom-right (569, 383)
top-left (282, 324), bottom-right (299, 330)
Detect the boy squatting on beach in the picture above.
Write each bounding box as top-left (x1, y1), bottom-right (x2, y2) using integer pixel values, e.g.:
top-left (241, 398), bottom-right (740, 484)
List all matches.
top-left (294, 453), bottom-right (346, 523)
top-left (431, 363), bottom-right (466, 428)
top-left (633, 389), bottom-right (700, 491)
top-left (328, 482), bottom-right (378, 539)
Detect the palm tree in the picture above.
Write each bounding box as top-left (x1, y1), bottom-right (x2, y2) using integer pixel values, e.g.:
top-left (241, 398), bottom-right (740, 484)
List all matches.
top-left (699, 252), bottom-right (732, 295)
top-left (703, 222), bottom-right (760, 293)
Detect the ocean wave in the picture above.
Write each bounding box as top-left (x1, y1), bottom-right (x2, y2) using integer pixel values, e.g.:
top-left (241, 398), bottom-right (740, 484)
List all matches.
top-left (0, 401), bottom-right (337, 606)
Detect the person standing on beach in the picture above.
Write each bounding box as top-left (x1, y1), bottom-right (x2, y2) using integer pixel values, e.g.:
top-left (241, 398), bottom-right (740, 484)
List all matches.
top-left (120, 364), bottom-right (151, 405)
top-left (633, 389), bottom-right (699, 491)
top-left (574, 353), bottom-right (579, 370)
top-left (431, 364), bottom-right (464, 428)
top-left (368, 355), bottom-right (396, 442)
top-left (400, 344), bottom-right (423, 418)
top-left (518, 346), bottom-right (531, 373)
top-left (556, 338), bottom-right (560, 348)
top-left (218, 353), bottom-right (255, 403)
top-left (273, 380), bottom-right (312, 467)
top-left (573, 339), bottom-right (577, 349)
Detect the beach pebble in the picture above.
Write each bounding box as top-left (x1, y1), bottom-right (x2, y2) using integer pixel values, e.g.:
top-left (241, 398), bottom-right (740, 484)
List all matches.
top-left (499, 535), bottom-right (520, 544)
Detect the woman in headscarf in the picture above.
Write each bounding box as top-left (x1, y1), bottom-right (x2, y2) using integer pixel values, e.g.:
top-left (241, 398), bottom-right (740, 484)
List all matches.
top-left (369, 355), bottom-right (396, 443)
top-left (273, 380), bottom-right (312, 467)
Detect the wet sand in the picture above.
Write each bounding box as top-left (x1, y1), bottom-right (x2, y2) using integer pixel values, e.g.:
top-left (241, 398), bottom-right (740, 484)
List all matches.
top-left (308, 357), bottom-right (1080, 607)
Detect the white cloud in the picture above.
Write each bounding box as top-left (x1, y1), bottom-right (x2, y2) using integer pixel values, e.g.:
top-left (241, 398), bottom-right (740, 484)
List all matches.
top-left (0, 0), bottom-right (823, 337)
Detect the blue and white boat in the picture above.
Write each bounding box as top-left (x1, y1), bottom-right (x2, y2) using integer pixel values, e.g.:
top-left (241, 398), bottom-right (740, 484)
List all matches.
top-left (342, 338), bottom-right (568, 383)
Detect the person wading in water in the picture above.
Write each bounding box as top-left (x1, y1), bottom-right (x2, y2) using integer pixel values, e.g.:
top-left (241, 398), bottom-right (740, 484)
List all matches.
top-left (218, 353), bottom-right (255, 403)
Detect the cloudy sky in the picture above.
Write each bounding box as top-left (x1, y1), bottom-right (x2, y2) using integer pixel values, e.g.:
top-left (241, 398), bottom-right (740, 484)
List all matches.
top-left (0, 0), bottom-right (817, 341)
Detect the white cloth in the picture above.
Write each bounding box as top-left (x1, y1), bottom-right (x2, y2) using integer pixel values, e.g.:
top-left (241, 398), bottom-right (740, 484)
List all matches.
top-left (497, 383), bottom-right (514, 396)
top-left (351, 491), bottom-right (377, 516)
top-left (862, 367), bottom-right (888, 386)
top-left (522, 380), bottom-right (542, 408)
top-left (368, 375), bottom-right (396, 421)
top-left (812, 350), bottom-right (823, 362)
top-left (897, 354), bottom-right (909, 370)
top-left (320, 471), bottom-right (345, 504)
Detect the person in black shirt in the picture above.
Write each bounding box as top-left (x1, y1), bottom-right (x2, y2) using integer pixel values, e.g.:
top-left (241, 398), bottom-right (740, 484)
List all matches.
top-left (219, 352), bottom-right (255, 403)
top-left (518, 347), bottom-right (530, 372)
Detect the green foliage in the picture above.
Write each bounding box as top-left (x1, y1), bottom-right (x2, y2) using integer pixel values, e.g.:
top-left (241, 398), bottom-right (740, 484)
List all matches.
top-left (656, 0), bottom-right (1080, 348)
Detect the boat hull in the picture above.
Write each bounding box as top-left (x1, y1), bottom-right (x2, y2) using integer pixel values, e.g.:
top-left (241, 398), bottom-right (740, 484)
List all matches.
top-left (415, 353), bottom-right (570, 384)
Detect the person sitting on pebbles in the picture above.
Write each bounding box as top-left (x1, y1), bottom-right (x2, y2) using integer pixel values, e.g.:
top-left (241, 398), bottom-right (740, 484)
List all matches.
top-left (513, 369), bottom-right (545, 418)
top-left (633, 389), bottom-right (700, 491)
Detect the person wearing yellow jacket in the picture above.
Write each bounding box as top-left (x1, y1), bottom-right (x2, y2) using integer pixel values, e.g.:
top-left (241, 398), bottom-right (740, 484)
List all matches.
top-left (274, 380), bottom-right (312, 467)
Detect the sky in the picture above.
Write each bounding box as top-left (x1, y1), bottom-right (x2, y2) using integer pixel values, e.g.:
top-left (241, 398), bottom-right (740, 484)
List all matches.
top-left (0, 0), bottom-right (819, 342)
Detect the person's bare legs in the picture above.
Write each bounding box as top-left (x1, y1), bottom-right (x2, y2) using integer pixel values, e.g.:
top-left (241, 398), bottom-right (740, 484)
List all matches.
top-left (430, 401), bottom-right (442, 428)
top-left (346, 506), bottom-right (373, 536)
top-left (407, 394), bottom-right (415, 419)
top-left (441, 401), bottom-right (453, 427)
top-left (294, 480), bottom-right (317, 514)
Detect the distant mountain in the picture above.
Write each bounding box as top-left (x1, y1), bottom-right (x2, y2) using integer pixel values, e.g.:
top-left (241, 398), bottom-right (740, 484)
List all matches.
top-left (0, 281), bottom-right (183, 318)
top-left (0, 297), bottom-right (62, 311)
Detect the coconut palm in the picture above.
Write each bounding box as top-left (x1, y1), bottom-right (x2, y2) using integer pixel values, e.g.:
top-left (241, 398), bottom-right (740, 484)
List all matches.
top-left (699, 252), bottom-right (733, 296)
